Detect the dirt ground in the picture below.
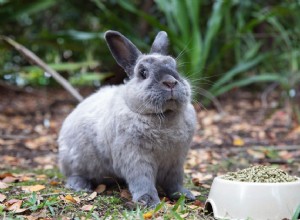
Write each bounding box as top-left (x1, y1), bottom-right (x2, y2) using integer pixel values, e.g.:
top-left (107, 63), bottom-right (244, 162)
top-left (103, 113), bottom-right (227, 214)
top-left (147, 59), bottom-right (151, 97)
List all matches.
top-left (0, 86), bottom-right (299, 174)
top-left (0, 85), bottom-right (300, 218)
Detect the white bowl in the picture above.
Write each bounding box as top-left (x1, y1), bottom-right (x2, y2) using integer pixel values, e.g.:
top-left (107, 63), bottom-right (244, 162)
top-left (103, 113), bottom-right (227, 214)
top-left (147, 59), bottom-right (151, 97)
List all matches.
top-left (205, 176), bottom-right (300, 220)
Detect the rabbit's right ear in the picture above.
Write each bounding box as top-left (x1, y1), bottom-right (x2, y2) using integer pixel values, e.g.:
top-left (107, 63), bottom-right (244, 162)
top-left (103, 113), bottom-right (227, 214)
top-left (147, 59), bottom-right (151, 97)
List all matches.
top-left (105, 30), bottom-right (142, 76)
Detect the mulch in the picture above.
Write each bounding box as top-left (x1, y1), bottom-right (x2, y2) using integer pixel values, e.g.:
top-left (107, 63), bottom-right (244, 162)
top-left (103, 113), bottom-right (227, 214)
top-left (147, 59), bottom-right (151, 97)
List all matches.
top-left (0, 86), bottom-right (299, 177)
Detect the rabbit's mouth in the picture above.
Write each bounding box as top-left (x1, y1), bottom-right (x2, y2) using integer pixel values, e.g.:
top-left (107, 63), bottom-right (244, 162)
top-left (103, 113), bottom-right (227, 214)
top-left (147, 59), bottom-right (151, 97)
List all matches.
top-left (162, 99), bottom-right (181, 111)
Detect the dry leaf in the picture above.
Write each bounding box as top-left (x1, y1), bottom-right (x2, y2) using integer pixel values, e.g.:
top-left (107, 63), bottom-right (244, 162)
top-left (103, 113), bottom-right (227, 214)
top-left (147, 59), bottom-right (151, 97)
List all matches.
top-left (20, 176), bottom-right (34, 182)
top-left (2, 176), bottom-right (18, 183)
top-left (21, 209), bottom-right (48, 219)
top-left (36, 174), bottom-right (47, 180)
top-left (0, 182), bottom-right (9, 189)
top-left (0, 193), bottom-right (6, 202)
top-left (180, 213), bottom-right (189, 218)
top-left (187, 204), bottom-right (199, 209)
top-left (143, 211), bottom-right (153, 219)
top-left (87, 192), bottom-right (97, 201)
top-left (5, 199), bottom-right (27, 213)
top-left (49, 180), bottom-right (60, 186)
top-left (74, 197), bottom-right (81, 203)
top-left (21, 185), bottom-right (45, 192)
top-left (192, 178), bottom-right (200, 186)
top-left (81, 204), bottom-right (94, 211)
top-left (233, 137), bottom-right (245, 146)
top-left (278, 150), bottom-right (293, 160)
top-left (0, 172), bottom-right (14, 179)
top-left (120, 189), bottom-right (132, 200)
top-left (63, 195), bottom-right (77, 203)
top-left (191, 190), bottom-right (201, 197)
top-left (193, 200), bottom-right (204, 207)
top-left (247, 149), bottom-right (265, 159)
top-left (95, 184), bottom-right (106, 193)
top-left (201, 184), bottom-right (211, 189)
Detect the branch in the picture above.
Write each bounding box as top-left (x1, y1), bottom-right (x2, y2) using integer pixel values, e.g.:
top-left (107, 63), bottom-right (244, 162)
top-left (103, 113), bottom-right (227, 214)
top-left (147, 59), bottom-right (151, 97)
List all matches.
top-left (0, 35), bottom-right (83, 102)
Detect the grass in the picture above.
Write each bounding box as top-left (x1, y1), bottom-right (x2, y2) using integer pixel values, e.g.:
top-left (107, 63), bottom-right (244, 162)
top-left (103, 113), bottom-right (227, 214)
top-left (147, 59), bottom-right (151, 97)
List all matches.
top-left (0, 168), bottom-right (213, 219)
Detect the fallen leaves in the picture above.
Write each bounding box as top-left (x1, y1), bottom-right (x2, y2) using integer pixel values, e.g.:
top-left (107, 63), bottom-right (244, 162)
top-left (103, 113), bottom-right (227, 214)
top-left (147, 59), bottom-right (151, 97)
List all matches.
top-left (4, 199), bottom-right (27, 213)
top-left (191, 190), bottom-right (201, 197)
top-left (60, 194), bottom-right (80, 204)
top-left (95, 184), bottom-right (106, 193)
top-left (86, 192), bottom-right (97, 201)
top-left (81, 204), bottom-right (95, 211)
top-left (233, 137), bottom-right (245, 147)
top-left (143, 211), bottom-right (154, 219)
top-left (0, 193), bottom-right (6, 202)
top-left (247, 149), bottom-right (265, 159)
top-left (21, 185), bottom-right (45, 192)
top-left (0, 172), bottom-right (14, 179)
top-left (2, 176), bottom-right (18, 183)
top-left (0, 182), bottom-right (9, 189)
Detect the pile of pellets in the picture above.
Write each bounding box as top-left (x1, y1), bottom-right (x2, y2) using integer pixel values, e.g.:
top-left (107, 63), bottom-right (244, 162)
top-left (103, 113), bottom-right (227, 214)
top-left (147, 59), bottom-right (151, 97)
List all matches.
top-left (222, 165), bottom-right (298, 183)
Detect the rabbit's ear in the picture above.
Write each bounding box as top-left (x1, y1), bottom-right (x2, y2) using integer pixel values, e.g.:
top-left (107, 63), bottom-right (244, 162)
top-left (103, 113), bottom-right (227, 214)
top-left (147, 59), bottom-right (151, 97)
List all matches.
top-left (105, 30), bottom-right (142, 76)
top-left (150, 31), bottom-right (168, 55)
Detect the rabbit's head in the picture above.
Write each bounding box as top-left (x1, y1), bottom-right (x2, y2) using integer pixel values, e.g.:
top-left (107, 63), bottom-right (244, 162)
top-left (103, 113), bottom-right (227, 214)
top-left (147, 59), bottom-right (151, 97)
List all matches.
top-left (105, 30), bottom-right (192, 115)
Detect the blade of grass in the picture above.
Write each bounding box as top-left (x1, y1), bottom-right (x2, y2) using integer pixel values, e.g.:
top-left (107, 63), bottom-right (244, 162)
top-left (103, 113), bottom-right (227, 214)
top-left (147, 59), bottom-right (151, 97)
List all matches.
top-left (200, 0), bottom-right (228, 76)
top-left (170, 210), bottom-right (184, 220)
top-left (292, 204), bottom-right (300, 220)
top-left (0, 0), bottom-right (57, 23)
top-left (213, 74), bottom-right (284, 96)
top-left (210, 54), bottom-right (268, 92)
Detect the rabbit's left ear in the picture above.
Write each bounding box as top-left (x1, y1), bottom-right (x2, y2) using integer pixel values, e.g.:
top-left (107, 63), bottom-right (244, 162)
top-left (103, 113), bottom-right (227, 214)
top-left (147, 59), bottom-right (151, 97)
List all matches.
top-left (150, 31), bottom-right (168, 55)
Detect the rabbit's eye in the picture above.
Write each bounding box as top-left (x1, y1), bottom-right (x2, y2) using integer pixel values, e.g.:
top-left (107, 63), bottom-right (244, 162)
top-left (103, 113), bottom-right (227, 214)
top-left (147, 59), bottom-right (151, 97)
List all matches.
top-left (139, 68), bottom-right (147, 79)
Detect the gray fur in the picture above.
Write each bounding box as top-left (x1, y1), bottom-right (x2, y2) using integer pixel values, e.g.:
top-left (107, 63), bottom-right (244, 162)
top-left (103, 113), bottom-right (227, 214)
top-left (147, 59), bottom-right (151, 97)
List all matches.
top-left (58, 30), bottom-right (197, 207)
top-left (150, 31), bottom-right (168, 55)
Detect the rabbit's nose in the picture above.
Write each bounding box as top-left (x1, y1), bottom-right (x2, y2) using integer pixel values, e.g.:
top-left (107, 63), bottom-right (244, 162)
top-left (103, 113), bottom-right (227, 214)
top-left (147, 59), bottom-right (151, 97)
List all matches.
top-left (162, 76), bottom-right (178, 89)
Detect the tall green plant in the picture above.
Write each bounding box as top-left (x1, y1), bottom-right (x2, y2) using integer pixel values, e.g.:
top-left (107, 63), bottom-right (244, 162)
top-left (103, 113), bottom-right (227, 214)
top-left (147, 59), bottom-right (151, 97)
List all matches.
top-left (154, 0), bottom-right (279, 99)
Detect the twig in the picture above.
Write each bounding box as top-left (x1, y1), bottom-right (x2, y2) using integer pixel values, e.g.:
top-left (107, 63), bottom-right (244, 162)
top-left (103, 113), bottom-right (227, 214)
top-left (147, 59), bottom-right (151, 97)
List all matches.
top-left (22, 192), bottom-right (74, 199)
top-left (196, 87), bottom-right (226, 115)
top-left (0, 35), bottom-right (83, 102)
top-left (0, 134), bottom-right (37, 140)
top-left (204, 145), bottom-right (300, 152)
top-left (261, 82), bottom-right (278, 109)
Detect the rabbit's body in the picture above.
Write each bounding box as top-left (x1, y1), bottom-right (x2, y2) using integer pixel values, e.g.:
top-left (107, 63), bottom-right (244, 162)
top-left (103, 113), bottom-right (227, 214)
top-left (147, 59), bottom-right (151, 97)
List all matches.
top-left (58, 32), bottom-right (197, 206)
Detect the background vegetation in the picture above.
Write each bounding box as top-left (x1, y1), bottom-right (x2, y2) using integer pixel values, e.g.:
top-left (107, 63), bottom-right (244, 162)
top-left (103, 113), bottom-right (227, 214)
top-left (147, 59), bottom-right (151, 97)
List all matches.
top-left (0, 0), bottom-right (299, 108)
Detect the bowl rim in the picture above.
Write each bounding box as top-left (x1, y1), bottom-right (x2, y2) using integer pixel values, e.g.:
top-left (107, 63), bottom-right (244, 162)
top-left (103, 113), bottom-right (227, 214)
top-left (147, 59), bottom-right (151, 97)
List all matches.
top-left (214, 175), bottom-right (300, 186)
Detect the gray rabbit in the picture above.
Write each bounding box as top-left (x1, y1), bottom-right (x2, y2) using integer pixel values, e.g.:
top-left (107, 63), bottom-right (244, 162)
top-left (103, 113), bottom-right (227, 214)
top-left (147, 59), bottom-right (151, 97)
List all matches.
top-left (58, 30), bottom-right (197, 207)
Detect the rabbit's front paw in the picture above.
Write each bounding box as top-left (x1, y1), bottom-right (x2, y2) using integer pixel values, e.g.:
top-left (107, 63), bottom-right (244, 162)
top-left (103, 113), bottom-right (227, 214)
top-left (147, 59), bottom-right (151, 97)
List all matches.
top-left (137, 194), bottom-right (160, 208)
top-left (168, 187), bottom-right (195, 201)
top-left (66, 176), bottom-right (94, 192)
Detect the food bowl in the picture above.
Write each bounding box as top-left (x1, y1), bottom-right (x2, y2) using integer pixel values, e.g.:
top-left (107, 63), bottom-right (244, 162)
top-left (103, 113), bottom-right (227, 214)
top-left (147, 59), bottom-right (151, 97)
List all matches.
top-left (205, 176), bottom-right (300, 220)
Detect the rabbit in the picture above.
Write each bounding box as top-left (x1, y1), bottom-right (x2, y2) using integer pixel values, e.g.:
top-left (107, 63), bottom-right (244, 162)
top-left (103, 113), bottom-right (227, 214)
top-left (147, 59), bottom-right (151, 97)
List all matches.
top-left (58, 30), bottom-right (197, 207)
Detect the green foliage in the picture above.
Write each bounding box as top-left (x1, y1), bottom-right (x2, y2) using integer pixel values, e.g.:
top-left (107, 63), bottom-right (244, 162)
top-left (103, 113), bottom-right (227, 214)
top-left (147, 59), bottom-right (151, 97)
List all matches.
top-left (292, 204), bottom-right (300, 220)
top-left (23, 192), bottom-right (59, 216)
top-left (0, 0), bottom-right (300, 106)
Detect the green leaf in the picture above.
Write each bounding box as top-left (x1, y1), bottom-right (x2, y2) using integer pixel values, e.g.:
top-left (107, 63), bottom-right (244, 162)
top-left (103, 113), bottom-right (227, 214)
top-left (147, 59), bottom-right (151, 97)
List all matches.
top-left (292, 204), bottom-right (300, 220)
top-left (0, 0), bottom-right (57, 23)
top-left (56, 30), bottom-right (104, 41)
top-left (69, 72), bottom-right (113, 86)
top-left (154, 199), bottom-right (165, 213)
top-left (211, 54), bottom-right (268, 92)
top-left (23, 61), bottom-right (100, 72)
top-left (213, 74), bottom-right (284, 96)
top-left (172, 194), bottom-right (185, 212)
top-left (170, 210), bottom-right (184, 220)
top-left (201, 0), bottom-right (228, 71)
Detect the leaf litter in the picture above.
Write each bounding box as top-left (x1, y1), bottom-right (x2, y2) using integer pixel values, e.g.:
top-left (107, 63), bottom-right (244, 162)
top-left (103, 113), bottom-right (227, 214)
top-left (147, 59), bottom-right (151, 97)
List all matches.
top-left (0, 88), bottom-right (299, 219)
